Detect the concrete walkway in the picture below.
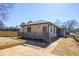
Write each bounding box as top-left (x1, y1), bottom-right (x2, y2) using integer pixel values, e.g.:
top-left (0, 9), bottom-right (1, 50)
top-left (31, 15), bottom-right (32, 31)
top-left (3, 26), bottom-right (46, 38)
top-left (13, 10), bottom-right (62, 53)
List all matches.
top-left (45, 38), bottom-right (63, 53)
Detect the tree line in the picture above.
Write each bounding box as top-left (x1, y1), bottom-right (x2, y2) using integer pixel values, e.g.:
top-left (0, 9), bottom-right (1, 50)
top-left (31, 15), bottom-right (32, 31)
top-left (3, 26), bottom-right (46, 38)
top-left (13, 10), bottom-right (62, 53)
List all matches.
top-left (54, 19), bottom-right (79, 34)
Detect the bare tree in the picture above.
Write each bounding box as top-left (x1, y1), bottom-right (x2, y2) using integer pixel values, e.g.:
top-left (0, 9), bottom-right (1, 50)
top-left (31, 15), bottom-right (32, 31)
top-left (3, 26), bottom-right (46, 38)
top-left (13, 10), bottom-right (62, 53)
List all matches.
top-left (54, 19), bottom-right (62, 26)
top-left (0, 3), bottom-right (14, 28)
top-left (20, 22), bottom-right (25, 27)
top-left (27, 21), bottom-right (32, 24)
top-left (62, 20), bottom-right (78, 34)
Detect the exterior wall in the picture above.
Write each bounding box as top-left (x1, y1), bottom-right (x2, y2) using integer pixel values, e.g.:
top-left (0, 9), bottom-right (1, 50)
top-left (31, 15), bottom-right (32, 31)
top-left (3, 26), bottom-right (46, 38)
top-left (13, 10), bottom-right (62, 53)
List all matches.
top-left (21, 23), bottom-right (58, 42)
top-left (49, 25), bottom-right (57, 37)
top-left (22, 23), bottom-right (49, 32)
top-left (48, 25), bottom-right (57, 40)
top-left (21, 23), bottom-right (51, 42)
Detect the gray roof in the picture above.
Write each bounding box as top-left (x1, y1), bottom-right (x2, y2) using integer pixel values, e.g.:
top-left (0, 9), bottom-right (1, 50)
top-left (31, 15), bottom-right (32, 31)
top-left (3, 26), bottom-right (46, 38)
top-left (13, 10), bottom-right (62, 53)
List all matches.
top-left (25, 20), bottom-right (50, 25)
top-left (22, 20), bottom-right (60, 28)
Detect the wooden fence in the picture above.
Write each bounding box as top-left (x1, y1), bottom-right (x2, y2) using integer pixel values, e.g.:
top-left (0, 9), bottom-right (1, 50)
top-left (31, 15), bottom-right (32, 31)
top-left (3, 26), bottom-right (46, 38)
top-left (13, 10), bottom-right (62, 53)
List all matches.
top-left (0, 31), bottom-right (18, 37)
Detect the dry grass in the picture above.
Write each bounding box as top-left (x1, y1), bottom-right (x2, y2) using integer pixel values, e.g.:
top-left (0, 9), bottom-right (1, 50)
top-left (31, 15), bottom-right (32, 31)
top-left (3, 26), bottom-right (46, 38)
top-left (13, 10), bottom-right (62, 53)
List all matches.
top-left (52, 37), bottom-right (79, 56)
top-left (0, 31), bottom-right (18, 37)
top-left (2, 37), bottom-right (79, 56)
top-left (0, 37), bottom-right (24, 49)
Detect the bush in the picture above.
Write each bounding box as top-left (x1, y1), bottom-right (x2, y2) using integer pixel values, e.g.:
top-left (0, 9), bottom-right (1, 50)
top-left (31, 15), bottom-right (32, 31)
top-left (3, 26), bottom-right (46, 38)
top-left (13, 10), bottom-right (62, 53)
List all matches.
top-left (64, 34), bottom-right (73, 38)
top-left (73, 35), bottom-right (79, 42)
top-left (63, 34), bottom-right (79, 42)
top-left (64, 35), bottom-right (67, 38)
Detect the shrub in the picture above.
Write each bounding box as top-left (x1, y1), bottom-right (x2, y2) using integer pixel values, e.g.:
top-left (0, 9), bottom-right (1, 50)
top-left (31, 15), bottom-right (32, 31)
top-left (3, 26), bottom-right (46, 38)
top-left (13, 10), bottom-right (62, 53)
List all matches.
top-left (64, 35), bottom-right (67, 38)
top-left (73, 35), bottom-right (79, 42)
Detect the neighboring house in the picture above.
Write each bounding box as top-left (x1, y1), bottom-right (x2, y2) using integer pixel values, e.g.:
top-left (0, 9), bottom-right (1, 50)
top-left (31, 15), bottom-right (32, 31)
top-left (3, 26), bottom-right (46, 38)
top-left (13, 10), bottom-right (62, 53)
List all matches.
top-left (19, 20), bottom-right (63, 43)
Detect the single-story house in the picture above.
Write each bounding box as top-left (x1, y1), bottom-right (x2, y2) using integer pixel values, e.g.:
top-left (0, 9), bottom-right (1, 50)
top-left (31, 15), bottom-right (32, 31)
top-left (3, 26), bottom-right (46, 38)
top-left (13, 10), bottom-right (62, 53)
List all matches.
top-left (19, 20), bottom-right (64, 43)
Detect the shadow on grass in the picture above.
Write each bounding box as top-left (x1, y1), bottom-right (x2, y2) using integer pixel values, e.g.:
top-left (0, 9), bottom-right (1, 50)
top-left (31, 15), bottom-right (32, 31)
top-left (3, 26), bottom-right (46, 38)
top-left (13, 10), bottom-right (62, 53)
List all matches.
top-left (22, 37), bottom-right (60, 48)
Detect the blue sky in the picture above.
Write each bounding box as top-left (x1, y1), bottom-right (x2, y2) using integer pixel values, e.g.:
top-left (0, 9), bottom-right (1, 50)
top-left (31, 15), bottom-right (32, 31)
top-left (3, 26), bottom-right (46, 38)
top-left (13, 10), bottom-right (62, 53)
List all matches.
top-left (4, 3), bottom-right (79, 27)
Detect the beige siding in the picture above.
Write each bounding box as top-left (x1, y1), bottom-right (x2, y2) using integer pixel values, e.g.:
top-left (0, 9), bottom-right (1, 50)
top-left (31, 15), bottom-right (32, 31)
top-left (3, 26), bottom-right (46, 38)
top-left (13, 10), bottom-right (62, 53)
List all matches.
top-left (21, 23), bottom-right (57, 42)
top-left (22, 24), bottom-right (48, 32)
top-left (49, 25), bottom-right (57, 37)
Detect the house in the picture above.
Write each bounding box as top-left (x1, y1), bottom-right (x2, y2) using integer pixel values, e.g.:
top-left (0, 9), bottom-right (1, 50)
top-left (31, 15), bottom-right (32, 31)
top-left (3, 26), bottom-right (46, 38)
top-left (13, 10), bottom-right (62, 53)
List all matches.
top-left (19, 20), bottom-right (63, 43)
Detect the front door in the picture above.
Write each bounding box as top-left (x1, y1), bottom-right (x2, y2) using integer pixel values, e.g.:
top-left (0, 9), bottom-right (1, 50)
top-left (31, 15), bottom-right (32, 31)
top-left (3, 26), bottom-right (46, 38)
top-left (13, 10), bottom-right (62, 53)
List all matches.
top-left (42, 26), bottom-right (48, 40)
top-left (42, 26), bottom-right (47, 33)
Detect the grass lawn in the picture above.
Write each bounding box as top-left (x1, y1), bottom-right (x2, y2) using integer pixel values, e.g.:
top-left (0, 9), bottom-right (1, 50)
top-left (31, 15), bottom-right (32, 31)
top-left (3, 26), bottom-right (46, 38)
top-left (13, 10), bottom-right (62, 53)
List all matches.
top-left (52, 37), bottom-right (79, 56)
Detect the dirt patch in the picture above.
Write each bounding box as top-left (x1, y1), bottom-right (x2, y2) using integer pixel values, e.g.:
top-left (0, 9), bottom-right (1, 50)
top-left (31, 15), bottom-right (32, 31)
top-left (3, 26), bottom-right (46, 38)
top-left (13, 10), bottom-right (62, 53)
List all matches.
top-left (0, 37), bottom-right (63, 56)
top-left (0, 45), bottom-right (55, 56)
top-left (0, 37), bottom-right (24, 49)
top-left (52, 37), bottom-right (79, 56)
top-left (0, 37), bottom-right (59, 56)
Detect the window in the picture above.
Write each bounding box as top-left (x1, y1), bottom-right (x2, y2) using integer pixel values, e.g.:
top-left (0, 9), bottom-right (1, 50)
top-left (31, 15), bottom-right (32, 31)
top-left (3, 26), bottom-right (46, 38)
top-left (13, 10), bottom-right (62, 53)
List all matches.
top-left (27, 27), bottom-right (31, 32)
top-left (51, 26), bottom-right (52, 32)
top-left (53, 27), bottom-right (55, 34)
